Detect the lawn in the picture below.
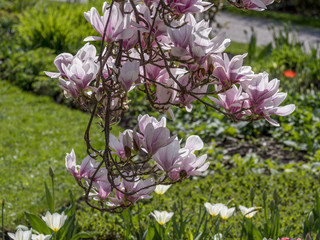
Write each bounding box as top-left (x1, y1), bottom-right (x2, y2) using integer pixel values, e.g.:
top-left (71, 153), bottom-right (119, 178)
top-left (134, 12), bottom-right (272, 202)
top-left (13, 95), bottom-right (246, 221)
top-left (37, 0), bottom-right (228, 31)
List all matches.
top-left (0, 81), bottom-right (121, 230)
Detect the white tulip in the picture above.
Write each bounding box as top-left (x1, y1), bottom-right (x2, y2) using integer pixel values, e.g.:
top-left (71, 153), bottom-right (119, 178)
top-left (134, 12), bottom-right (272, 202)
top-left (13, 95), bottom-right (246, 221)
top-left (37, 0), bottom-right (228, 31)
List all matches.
top-left (239, 205), bottom-right (261, 219)
top-left (41, 211), bottom-right (67, 232)
top-left (154, 185), bottom-right (171, 195)
top-left (8, 228), bottom-right (32, 240)
top-left (214, 233), bottom-right (223, 240)
top-left (219, 205), bottom-right (235, 220)
top-left (151, 210), bottom-right (174, 225)
top-left (204, 203), bottom-right (225, 217)
top-left (31, 234), bottom-right (51, 240)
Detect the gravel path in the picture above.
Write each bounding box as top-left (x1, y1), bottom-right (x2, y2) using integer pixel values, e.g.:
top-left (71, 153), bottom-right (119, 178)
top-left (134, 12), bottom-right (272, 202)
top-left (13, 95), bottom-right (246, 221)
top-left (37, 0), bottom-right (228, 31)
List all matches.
top-left (214, 11), bottom-right (320, 52)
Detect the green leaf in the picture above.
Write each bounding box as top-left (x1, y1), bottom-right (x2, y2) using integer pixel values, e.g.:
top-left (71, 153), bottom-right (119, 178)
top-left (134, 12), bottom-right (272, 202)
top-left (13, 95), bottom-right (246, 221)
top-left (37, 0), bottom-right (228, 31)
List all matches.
top-left (64, 190), bottom-right (75, 216)
top-left (24, 212), bottom-right (51, 235)
top-left (144, 226), bottom-right (155, 240)
top-left (44, 181), bottom-right (54, 213)
top-left (56, 214), bottom-right (76, 240)
top-left (70, 232), bottom-right (98, 240)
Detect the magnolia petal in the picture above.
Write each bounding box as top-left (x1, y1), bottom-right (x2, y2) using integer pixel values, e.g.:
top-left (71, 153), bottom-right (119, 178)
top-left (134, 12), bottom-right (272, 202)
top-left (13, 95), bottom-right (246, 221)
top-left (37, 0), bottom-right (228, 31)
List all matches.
top-left (185, 135), bottom-right (203, 152)
top-left (84, 36), bottom-right (103, 42)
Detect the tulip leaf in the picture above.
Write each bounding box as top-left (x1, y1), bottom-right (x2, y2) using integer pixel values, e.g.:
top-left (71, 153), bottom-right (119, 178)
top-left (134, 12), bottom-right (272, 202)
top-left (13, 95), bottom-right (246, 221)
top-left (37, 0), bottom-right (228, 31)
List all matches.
top-left (70, 232), bottom-right (98, 240)
top-left (64, 190), bottom-right (75, 216)
top-left (44, 181), bottom-right (54, 213)
top-left (143, 226), bottom-right (154, 240)
top-left (56, 213), bottom-right (75, 240)
top-left (24, 212), bottom-right (51, 235)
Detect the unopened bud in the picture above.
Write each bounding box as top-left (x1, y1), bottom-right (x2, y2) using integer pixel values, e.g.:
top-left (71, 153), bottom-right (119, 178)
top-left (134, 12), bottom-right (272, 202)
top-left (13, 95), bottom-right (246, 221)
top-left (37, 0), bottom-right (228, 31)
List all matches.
top-left (306, 233), bottom-right (312, 240)
top-left (273, 189), bottom-right (279, 205)
top-left (132, 129), bottom-right (140, 151)
top-left (270, 200), bottom-right (275, 210)
top-left (308, 211), bottom-right (314, 226)
top-left (49, 167), bottom-right (54, 179)
top-left (262, 190), bottom-right (267, 202)
top-left (124, 146), bottom-right (132, 159)
top-left (249, 187), bottom-right (255, 203)
top-left (200, 68), bottom-right (206, 76)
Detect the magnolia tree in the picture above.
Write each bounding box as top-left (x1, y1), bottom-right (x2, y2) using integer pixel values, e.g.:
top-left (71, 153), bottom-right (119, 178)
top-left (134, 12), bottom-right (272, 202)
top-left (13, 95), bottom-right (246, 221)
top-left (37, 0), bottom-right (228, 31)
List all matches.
top-left (45, 0), bottom-right (295, 213)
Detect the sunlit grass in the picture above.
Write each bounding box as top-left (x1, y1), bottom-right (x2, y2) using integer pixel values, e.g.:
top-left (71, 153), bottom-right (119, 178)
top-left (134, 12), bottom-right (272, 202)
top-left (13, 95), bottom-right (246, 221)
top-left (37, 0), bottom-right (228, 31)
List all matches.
top-left (0, 81), bottom-right (121, 229)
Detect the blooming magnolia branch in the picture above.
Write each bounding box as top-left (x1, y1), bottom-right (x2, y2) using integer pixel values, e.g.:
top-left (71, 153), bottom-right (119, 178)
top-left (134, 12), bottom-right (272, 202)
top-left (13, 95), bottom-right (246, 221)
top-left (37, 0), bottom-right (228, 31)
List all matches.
top-left (46, 0), bottom-right (295, 212)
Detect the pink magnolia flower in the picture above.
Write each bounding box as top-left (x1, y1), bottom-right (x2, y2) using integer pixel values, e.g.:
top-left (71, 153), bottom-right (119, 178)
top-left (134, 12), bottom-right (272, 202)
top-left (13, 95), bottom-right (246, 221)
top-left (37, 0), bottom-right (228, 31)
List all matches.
top-left (84, 2), bottom-right (135, 42)
top-left (109, 130), bottom-right (133, 159)
top-left (145, 63), bottom-right (163, 81)
top-left (155, 77), bottom-right (178, 109)
top-left (45, 43), bottom-right (98, 98)
top-left (167, 23), bottom-right (193, 53)
top-left (169, 153), bottom-right (209, 180)
top-left (211, 53), bottom-right (254, 88)
top-left (59, 57), bottom-right (98, 98)
top-left (142, 123), bottom-right (176, 155)
top-left (109, 177), bottom-right (155, 206)
top-left (184, 135), bottom-right (204, 152)
top-left (65, 149), bottom-right (78, 178)
top-left (208, 85), bottom-right (249, 118)
top-left (65, 150), bottom-right (105, 181)
top-left (174, 73), bottom-right (208, 112)
top-left (45, 43), bottom-right (96, 79)
top-left (152, 140), bottom-right (182, 172)
top-left (75, 43), bottom-right (97, 61)
top-left (138, 114), bottom-right (167, 134)
top-left (44, 53), bottom-right (73, 78)
top-left (132, 5), bottom-right (168, 41)
top-left (242, 0), bottom-right (274, 11)
top-left (167, 0), bottom-right (212, 15)
top-left (154, 68), bottom-right (186, 110)
top-left (242, 72), bottom-right (295, 126)
top-left (168, 15), bottom-right (230, 65)
top-left (94, 181), bottom-right (112, 200)
top-left (78, 155), bottom-right (96, 179)
top-left (118, 60), bottom-right (140, 91)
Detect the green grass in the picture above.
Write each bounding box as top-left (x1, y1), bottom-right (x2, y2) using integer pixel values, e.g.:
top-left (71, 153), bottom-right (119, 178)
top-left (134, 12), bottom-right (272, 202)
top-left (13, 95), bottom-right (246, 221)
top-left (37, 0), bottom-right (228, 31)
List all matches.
top-left (225, 41), bottom-right (264, 56)
top-left (224, 6), bottom-right (320, 29)
top-left (0, 80), bottom-right (121, 229)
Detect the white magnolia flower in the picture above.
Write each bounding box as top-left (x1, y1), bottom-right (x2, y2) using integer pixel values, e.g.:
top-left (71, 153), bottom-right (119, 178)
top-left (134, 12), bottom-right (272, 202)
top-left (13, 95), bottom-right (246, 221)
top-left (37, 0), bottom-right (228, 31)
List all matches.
top-left (31, 234), bottom-right (52, 240)
top-left (204, 203), bottom-right (225, 217)
top-left (154, 185), bottom-right (171, 195)
top-left (42, 211), bottom-right (67, 232)
top-left (219, 205), bottom-right (235, 220)
top-left (8, 228), bottom-right (32, 240)
top-left (239, 205), bottom-right (261, 219)
top-left (214, 233), bottom-right (223, 240)
top-left (151, 210), bottom-right (174, 225)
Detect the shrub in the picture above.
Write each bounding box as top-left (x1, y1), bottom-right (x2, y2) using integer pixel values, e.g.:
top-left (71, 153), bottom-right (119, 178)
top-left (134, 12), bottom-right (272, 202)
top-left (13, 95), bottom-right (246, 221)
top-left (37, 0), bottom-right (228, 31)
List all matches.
top-left (15, 2), bottom-right (97, 53)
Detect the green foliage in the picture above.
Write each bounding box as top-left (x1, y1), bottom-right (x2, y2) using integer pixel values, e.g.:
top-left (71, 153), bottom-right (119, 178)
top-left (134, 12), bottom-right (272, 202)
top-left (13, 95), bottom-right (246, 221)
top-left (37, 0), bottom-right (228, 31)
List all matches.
top-left (24, 172), bottom-right (97, 240)
top-left (0, 0), bottom-right (37, 12)
top-left (0, 81), bottom-right (120, 229)
top-left (245, 24), bottom-right (320, 94)
top-left (24, 212), bottom-right (51, 235)
top-left (0, 1), bottom-right (101, 103)
top-left (15, 2), bottom-right (96, 53)
top-left (0, 47), bottom-right (58, 92)
top-left (77, 151), bottom-right (320, 238)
